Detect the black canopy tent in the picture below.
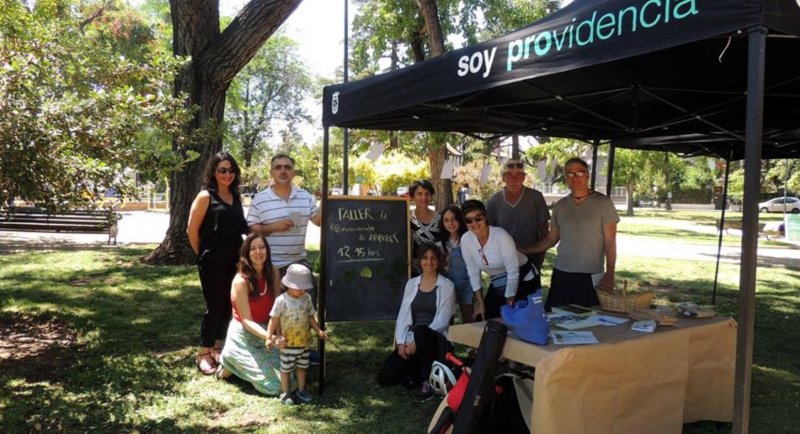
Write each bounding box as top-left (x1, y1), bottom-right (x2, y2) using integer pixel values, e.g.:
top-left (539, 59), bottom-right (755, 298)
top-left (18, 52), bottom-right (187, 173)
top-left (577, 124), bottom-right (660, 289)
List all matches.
top-left (318, 1), bottom-right (800, 428)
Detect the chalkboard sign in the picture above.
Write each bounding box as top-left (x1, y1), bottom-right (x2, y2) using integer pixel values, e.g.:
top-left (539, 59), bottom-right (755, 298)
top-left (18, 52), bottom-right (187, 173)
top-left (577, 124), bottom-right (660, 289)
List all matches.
top-left (323, 196), bottom-right (410, 321)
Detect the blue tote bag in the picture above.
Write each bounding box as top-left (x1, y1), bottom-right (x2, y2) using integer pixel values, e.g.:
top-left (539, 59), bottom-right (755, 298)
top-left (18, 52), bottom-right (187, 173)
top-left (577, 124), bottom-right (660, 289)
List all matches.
top-left (500, 289), bottom-right (550, 345)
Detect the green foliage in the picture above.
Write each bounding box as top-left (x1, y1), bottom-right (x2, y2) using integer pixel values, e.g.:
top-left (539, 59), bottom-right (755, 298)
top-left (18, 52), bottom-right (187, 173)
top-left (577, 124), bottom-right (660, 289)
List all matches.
top-left (371, 152), bottom-right (429, 195)
top-left (452, 158), bottom-right (504, 202)
top-left (0, 0), bottom-right (192, 210)
top-left (225, 31), bottom-right (314, 170)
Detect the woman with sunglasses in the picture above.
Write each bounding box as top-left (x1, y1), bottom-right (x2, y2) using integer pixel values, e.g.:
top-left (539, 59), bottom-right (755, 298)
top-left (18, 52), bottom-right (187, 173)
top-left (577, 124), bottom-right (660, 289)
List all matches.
top-left (460, 199), bottom-right (538, 320)
top-left (408, 179), bottom-right (445, 276)
top-left (187, 151), bottom-right (248, 375)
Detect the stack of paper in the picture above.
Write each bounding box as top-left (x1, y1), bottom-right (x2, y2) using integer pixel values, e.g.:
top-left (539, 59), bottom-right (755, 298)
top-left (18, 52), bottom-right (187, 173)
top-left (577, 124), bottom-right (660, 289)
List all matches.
top-left (551, 331), bottom-right (599, 345)
top-left (631, 319), bottom-right (657, 333)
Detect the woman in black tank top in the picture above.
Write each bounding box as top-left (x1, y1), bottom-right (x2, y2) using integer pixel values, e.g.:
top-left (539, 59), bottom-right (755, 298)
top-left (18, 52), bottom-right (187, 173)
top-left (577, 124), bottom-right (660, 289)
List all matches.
top-left (187, 152), bottom-right (248, 375)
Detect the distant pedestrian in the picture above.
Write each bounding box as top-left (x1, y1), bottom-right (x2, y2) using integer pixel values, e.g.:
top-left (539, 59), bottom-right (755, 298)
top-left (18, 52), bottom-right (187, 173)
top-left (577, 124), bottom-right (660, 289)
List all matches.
top-left (457, 183), bottom-right (470, 205)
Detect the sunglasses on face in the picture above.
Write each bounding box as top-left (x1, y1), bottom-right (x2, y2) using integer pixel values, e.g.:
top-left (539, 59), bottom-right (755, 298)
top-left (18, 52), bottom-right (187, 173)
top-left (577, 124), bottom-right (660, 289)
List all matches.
top-left (505, 162), bottom-right (524, 170)
top-left (216, 167), bottom-right (236, 175)
top-left (464, 215), bottom-right (485, 224)
top-left (565, 170), bottom-right (588, 179)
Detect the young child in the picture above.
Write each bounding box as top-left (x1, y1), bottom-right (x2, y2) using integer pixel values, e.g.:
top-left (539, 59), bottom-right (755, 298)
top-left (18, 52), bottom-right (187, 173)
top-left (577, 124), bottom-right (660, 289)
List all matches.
top-left (441, 205), bottom-right (474, 323)
top-left (267, 264), bottom-right (327, 405)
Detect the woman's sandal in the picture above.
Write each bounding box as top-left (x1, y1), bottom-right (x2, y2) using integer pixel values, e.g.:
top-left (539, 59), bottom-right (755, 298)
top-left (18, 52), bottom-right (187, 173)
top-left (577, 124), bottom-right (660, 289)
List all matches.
top-left (195, 350), bottom-right (217, 375)
top-left (211, 346), bottom-right (223, 363)
top-left (214, 363), bottom-right (228, 381)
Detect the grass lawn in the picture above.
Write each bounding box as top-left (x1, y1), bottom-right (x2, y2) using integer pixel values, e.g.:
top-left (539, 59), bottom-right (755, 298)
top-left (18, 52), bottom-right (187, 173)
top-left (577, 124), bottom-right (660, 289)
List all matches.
top-left (0, 215), bottom-right (798, 433)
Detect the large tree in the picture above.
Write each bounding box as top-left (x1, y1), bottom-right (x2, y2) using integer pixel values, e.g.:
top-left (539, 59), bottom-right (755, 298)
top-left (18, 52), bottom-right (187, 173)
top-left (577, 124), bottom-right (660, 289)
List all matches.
top-left (350, 0), bottom-right (551, 208)
top-left (0, 0), bottom-right (190, 209)
top-left (144, 0), bottom-right (302, 265)
top-left (225, 31), bottom-right (313, 171)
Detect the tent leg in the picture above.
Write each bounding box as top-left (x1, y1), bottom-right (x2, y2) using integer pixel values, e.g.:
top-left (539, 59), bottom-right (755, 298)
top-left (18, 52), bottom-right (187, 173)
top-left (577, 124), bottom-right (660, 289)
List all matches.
top-left (590, 140), bottom-right (599, 191)
top-left (606, 142), bottom-right (616, 196)
top-left (733, 25), bottom-right (766, 434)
top-left (319, 127), bottom-right (331, 395)
top-left (712, 156), bottom-right (732, 305)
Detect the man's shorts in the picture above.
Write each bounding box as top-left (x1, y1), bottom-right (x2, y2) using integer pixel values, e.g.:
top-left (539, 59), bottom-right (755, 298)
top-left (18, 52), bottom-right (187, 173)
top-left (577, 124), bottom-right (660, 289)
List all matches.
top-left (279, 347), bottom-right (310, 373)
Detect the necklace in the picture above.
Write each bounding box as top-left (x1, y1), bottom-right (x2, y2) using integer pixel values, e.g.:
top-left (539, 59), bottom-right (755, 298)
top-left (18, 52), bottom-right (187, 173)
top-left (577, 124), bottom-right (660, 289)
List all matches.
top-left (572, 191), bottom-right (593, 200)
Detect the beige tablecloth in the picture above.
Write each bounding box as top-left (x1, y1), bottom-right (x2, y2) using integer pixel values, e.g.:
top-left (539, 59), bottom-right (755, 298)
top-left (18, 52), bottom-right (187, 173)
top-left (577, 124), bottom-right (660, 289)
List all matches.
top-left (448, 316), bottom-right (736, 434)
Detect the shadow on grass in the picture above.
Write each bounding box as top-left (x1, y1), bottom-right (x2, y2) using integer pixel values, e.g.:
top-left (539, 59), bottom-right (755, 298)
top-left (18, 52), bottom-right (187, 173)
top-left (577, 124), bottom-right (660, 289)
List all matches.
top-left (0, 248), bottom-right (203, 432)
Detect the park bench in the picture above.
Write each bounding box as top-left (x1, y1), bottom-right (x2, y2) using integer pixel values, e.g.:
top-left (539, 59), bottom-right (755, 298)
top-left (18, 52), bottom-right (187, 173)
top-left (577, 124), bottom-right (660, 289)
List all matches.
top-left (0, 207), bottom-right (119, 245)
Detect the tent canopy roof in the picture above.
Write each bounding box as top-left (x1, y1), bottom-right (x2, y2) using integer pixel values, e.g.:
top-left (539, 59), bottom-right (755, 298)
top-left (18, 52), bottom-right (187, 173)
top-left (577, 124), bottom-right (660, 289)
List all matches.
top-left (322, 0), bottom-right (800, 159)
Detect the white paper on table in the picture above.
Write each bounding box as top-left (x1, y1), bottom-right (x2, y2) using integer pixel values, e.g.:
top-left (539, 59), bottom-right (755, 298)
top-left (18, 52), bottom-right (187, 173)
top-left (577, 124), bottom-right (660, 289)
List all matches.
top-left (551, 331), bottom-right (599, 345)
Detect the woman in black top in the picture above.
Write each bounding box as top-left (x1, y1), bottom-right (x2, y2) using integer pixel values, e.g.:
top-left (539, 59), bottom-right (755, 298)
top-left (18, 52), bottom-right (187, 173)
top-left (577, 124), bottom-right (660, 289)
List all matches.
top-left (409, 179), bottom-right (445, 276)
top-left (187, 151), bottom-right (248, 375)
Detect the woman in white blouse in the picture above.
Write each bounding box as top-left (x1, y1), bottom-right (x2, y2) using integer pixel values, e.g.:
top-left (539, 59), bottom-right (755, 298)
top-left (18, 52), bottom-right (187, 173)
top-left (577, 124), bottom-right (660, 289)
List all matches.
top-left (377, 244), bottom-right (456, 402)
top-left (460, 199), bottom-right (537, 320)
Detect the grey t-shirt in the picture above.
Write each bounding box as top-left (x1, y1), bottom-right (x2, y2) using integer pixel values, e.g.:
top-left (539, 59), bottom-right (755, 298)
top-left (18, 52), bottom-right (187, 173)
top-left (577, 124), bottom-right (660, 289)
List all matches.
top-left (551, 192), bottom-right (620, 274)
top-left (487, 187), bottom-right (550, 248)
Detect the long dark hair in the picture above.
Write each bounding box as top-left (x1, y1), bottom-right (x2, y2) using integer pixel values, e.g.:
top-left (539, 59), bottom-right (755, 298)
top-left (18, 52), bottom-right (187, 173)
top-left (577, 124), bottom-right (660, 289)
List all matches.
top-left (417, 243), bottom-right (445, 275)
top-left (202, 151), bottom-right (241, 196)
top-left (237, 233), bottom-right (277, 299)
top-left (441, 205), bottom-right (467, 238)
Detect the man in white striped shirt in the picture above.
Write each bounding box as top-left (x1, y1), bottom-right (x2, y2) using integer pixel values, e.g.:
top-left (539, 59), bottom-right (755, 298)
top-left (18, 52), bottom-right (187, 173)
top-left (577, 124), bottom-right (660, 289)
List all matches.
top-left (247, 154), bottom-right (321, 275)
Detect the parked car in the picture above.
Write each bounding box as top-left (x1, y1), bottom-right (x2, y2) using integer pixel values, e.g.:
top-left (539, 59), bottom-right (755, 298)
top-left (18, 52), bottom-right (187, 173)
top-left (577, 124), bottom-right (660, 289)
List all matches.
top-left (396, 186), bottom-right (410, 200)
top-left (330, 187), bottom-right (343, 195)
top-left (758, 196), bottom-right (800, 213)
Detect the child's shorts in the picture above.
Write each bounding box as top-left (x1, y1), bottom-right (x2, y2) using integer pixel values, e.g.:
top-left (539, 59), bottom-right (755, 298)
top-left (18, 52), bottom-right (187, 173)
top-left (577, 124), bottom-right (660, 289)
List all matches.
top-left (279, 347), bottom-right (310, 373)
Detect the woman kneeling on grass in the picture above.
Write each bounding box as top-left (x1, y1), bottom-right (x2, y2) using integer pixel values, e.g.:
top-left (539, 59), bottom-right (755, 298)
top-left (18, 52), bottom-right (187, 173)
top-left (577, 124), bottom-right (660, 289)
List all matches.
top-left (377, 243), bottom-right (456, 402)
top-left (215, 233), bottom-right (284, 395)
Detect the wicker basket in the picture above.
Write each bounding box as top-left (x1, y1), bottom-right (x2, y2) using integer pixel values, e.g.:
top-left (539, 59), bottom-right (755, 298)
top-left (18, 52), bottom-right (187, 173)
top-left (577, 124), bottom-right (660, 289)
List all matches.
top-left (596, 280), bottom-right (654, 313)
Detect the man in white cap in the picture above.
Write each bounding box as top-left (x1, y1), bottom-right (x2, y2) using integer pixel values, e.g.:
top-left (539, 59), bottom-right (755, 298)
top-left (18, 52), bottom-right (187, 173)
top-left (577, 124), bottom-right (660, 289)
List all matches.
top-left (487, 159), bottom-right (550, 284)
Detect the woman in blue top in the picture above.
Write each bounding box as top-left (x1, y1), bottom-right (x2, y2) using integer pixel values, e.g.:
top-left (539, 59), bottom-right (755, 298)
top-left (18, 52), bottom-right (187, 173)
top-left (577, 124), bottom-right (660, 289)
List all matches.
top-left (187, 151), bottom-right (248, 375)
top-left (441, 205), bottom-right (473, 323)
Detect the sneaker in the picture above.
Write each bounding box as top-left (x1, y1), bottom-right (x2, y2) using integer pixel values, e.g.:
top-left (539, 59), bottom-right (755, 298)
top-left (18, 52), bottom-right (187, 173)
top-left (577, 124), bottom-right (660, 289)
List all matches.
top-left (280, 392), bottom-right (295, 405)
top-left (294, 389), bottom-right (313, 403)
top-left (415, 383), bottom-right (434, 403)
top-left (309, 350), bottom-right (320, 366)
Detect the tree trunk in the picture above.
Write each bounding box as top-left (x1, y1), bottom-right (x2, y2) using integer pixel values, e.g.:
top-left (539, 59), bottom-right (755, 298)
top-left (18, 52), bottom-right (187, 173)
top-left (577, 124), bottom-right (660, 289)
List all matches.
top-left (428, 136), bottom-right (452, 209)
top-left (416, 0), bottom-right (451, 209)
top-left (144, 0), bottom-right (302, 265)
top-left (625, 183), bottom-right (635, 217)
top-left (416, 0), bottom-right (445, 57)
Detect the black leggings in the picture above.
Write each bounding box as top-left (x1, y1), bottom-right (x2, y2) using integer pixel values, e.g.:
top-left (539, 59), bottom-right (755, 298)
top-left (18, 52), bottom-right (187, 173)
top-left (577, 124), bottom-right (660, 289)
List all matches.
top-left (544, 268), bottom-right (599, 312)
top-left (377, 325), bottom-right (450, 386)
top-left (197, 260), bottom-right (237, 348)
